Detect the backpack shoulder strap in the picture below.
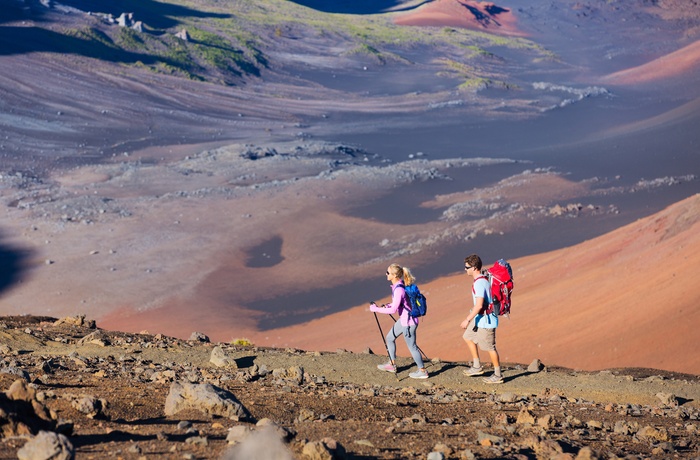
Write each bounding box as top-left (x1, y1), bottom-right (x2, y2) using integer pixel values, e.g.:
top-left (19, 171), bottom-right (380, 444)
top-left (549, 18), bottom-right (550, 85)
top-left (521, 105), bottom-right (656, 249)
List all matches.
top-left (391, 282), bottom-right (407, 305)
top-left (391, 281), bottom-right (405, 293)
top-left (472, 276), bottom-right (491, 301)
top-left (472, 276), bottom-right (487, 291)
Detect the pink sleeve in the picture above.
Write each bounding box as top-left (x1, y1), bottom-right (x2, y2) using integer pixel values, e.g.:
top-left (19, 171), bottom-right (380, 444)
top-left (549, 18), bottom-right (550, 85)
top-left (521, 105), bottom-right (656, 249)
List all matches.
top-left (382, 285), bottom-right (404, 315)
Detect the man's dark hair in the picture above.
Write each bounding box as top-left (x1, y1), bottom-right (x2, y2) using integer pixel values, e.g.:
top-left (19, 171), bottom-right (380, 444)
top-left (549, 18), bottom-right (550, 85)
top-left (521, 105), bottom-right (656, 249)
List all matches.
top-left (464, 254), bottom-right (482, 271)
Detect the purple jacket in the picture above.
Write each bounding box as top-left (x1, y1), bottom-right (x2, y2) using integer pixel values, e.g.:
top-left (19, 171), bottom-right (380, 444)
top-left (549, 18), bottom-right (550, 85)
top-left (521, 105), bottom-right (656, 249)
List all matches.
top-left (374, 281), bottom-right (419, 327)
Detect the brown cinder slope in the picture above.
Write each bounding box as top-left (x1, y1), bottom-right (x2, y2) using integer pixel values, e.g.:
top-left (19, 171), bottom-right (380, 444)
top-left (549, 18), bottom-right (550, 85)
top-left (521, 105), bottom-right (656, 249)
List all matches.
top-left (601, 39), bottom-right (700, 85)
top-left (262, 194), bottom-right (700, 375)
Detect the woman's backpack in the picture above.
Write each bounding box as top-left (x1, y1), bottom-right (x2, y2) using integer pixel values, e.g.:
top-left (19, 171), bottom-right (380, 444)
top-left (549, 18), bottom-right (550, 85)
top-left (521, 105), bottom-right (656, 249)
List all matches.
top-left (404, 284), bottom-right (427, 318)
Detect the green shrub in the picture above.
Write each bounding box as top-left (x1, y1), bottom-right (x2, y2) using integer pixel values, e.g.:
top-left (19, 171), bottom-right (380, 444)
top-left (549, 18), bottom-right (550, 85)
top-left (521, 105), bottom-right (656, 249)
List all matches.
top-left (116, 27), bottom-right (146, 50)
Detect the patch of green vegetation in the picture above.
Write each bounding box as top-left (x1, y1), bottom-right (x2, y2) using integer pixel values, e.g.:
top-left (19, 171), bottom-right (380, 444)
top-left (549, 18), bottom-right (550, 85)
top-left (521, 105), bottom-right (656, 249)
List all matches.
top-left (159, 38), bottom-right (199, 72)
top-left (434, 27), bottom-right (553, 59)
top-left (188, 28), bottom-right (241, 75)
top-left (224, 28), bottom-right (269, 70)
top-left (456, 78), bottom-right (515, 92)
top-left (156, 62), bottom-right (205, 81)
top-left (61, 27), bottom-right (149, 63)
top-left (186, 27), bottom-right (261, 77)
top-left (458, 78), bottom-right (491, 91)
top-left (65, 27), bottom-right (115, 48)
top-left (435, 58), bottom-right (516, 92)
top-left (534, 52), bottom-right (561, 63)
top-left (116, 27), bottom-right (147, 51)
top-left (437, 58), bottom-right (477, 75)
top-left (133, 58), bottom-right (198, 80)
top-left (346, 43), bottom-right (385, 64)
top-left (437, 58), bottom-right (486, 84)
top-left (345, 43), bottom-right (413, 65)
top-left (463, 45), bottom-right (496, 59)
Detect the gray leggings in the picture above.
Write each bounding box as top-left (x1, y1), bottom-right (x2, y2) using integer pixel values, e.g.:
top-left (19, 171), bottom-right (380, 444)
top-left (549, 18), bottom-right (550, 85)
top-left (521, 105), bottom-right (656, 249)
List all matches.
top-left (386, 320), bottom-right (425, 369)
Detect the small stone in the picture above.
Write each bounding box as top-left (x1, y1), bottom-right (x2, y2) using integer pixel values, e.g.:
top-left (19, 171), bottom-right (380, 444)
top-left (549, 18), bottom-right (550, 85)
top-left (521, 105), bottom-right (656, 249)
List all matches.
top-left (528, 359), bottom-right (542, 372)
top-left (476, 430), bottom-right (504, 446)
top-left (637, 425), bottom-right (669, 442)
top-left (655, 392), bottom-right (678, 407)
top-left (303, 440), bottom-right (332, 460)
top-left (574, 446), bottom-right (598, 460)
top-left (586, 420), bottom-right (603, 430)
top-left (17, 431), bottom-right (74, 460)
top-left (189, 332), bottom-right (210, 343)
top-left (516, 408), bottom-right (537, 425)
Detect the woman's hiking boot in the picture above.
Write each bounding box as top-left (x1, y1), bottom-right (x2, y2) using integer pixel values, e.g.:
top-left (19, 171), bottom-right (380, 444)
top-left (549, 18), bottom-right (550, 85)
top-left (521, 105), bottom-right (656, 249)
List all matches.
top-left (409, 369), bottom-right (429, 379)
top-left (377, 362), bottom-right (396, 373)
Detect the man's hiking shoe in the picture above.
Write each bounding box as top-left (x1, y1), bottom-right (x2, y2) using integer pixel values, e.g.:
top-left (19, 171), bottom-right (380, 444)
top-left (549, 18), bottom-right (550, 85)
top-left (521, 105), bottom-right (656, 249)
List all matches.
top-left (409, 369), bottom-right (429, 379)
top-left (483, 374), bottom-right (504, 384)
top-left (463, 366), bottom-right (484, 376)
top-left (377, 362), bottom-right (396, 373)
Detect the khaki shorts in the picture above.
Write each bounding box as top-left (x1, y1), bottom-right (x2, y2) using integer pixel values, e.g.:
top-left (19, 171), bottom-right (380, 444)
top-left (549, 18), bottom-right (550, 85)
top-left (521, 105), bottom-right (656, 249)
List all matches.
top-left (463, 322), bottom-right (497, 351)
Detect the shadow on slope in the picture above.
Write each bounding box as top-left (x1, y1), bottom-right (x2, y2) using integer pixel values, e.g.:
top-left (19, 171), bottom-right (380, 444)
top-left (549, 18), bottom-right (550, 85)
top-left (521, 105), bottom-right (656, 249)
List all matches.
top-left (56, 0), bottom-right (230, 29)
top-left (0, 4), bottom-right (30, 25)
top-left (0, 25), bottom-right (162, 62)
top-left (288, 0), bottom-right (431, 15)
top-left (0, 5), bottom-right (259, 82)
top-left (0, 236), bottom-right (31, 298)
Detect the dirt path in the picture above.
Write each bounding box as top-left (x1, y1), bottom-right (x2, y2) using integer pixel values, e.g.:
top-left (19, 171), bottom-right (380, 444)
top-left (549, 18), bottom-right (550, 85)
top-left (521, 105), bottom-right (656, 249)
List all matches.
top-left (2, 316), bottom-right (699, 459)
top-left (4, 316), bottom-right (699, 407)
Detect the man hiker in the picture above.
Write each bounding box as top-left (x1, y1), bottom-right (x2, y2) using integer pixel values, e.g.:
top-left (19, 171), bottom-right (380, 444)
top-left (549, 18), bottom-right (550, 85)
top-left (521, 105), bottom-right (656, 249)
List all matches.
top-left (460, 254), bottom-right (503, 384)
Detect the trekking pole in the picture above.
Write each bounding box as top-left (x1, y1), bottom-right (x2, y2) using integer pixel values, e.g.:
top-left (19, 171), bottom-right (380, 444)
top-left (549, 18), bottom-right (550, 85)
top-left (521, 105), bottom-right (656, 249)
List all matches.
top-left (373, 312), bottom-right (400, 381)
top-left (389, 314), bottom-right (432, 367)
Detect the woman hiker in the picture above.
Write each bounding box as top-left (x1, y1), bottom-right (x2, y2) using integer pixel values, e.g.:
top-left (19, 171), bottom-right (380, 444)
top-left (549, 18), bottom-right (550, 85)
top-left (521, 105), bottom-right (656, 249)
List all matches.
top-left (370, 263), bottom-right (428, 379)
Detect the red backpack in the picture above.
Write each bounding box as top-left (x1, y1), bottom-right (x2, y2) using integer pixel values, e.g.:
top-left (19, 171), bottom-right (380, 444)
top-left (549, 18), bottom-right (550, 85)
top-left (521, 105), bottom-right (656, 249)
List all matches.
top-left (483, 259), bottom-right (514, 317)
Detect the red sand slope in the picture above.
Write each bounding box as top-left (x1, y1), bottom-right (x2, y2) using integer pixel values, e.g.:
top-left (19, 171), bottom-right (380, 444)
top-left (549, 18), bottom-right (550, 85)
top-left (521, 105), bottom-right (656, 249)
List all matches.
top-left (393, 0), bottom-right (525, 36)
top-left (260, 194), bottom-right (700, 374)
top-left (602, 39), bottom-right (700, 85)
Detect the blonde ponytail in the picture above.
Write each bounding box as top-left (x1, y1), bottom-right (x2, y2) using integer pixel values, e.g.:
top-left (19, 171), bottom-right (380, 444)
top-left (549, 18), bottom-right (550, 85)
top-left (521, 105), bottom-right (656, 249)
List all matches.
top-left (402, 266), bottom-right (416, 286)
